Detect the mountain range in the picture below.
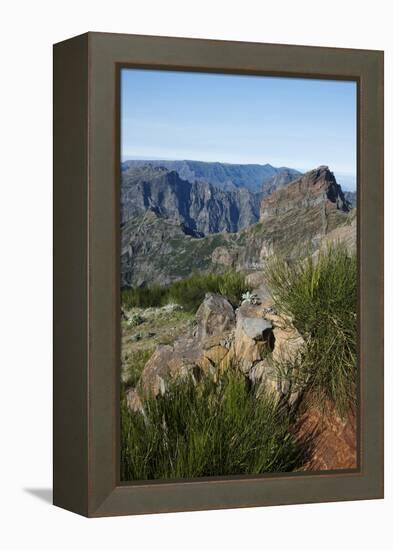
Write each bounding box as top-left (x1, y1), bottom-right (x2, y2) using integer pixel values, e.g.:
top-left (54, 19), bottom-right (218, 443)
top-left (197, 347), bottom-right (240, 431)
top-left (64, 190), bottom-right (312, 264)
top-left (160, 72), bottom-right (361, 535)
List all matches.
top-left (121, 160), bottom-right (302, 234)
top-left (122, 159), bottom-right (301, 192)
top-left (121, 165), bottom-right (356, 287)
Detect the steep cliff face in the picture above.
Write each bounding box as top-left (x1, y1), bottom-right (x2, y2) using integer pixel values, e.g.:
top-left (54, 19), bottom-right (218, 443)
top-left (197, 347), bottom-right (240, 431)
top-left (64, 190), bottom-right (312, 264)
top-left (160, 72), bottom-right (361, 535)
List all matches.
top-left (121, 166), bottom-right (355, 287)
top-left (214, 165), bottom-right (354, 272)
top-left (121, 165), bottom-right (261, 234)
top-left (253, 165), bottom-right (352, 257)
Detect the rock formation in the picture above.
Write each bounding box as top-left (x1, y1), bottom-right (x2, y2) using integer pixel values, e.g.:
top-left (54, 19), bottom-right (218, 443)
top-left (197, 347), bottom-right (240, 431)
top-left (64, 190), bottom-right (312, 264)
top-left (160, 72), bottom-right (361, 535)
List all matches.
top-left (121, 165), bottom-right (355, 287)
top-left (260, 165), bottom-right (350, 221)
top-left (195, 293), bottom-right (236, 340)
top-left (127, 291), bottom-right (304, 409)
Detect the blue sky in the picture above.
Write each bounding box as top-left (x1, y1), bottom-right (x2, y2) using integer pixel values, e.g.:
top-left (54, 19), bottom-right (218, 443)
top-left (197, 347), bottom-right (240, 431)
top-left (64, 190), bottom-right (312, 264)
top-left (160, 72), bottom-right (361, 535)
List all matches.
top-left (121, 69), bottom-right (357, 189)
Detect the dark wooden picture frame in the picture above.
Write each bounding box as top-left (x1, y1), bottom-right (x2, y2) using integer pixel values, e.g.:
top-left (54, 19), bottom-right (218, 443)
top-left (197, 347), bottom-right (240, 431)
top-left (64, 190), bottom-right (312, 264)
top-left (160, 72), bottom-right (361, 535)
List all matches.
top-left (53, 32), bottom-right (384, 517)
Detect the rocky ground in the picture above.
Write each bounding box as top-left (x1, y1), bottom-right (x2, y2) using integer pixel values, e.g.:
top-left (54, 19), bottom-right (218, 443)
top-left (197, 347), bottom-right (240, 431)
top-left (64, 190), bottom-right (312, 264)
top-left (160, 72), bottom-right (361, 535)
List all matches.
top-left (121, 304), bottom-right (194, 386)
top-left (121, 274), bottom-right (357, 472)
top-left (122, 279), bottom-right (304, 411)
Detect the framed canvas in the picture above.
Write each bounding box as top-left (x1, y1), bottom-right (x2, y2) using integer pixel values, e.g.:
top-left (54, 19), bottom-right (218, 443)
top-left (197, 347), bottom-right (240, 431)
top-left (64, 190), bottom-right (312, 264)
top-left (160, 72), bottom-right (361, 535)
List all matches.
top-left (53, 32), bottom-right (384, 517)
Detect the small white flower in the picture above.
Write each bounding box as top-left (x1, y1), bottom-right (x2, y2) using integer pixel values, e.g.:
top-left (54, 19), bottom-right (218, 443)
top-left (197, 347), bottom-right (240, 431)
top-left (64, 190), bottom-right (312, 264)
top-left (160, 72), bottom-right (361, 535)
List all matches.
top-left (241, 291), bottom-right (261, 306)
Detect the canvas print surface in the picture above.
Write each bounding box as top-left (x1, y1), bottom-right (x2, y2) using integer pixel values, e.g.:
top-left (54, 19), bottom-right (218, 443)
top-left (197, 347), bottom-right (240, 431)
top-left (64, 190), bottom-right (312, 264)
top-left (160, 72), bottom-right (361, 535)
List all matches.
top-left (120, 69), bottom-right (357, 482)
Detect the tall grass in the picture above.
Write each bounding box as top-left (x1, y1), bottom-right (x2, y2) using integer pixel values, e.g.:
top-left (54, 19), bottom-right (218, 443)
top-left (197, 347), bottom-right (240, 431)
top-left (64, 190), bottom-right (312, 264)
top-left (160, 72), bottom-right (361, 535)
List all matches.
top-left (121, 285), bottom-right (167, 309)
top-left (122, 271), bottom-right (249, 313)
top-left (266, 243), bottom-right (357, 415)
top-left (121, 370), bottom-right (304, 481)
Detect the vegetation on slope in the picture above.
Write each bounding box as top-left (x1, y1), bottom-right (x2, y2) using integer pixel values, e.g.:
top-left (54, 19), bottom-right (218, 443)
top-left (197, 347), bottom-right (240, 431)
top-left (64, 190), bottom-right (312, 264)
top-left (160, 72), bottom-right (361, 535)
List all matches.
top-left (121, 370), bottom-right (304, 481)
top-left (266, 243), bottom-right (357, 415)
top-left (121, 306), bottom-right (195, 389)
top-left (121, 271), bottom-right (249, 313)
top-left (120, 243), bottom-right (357, 480)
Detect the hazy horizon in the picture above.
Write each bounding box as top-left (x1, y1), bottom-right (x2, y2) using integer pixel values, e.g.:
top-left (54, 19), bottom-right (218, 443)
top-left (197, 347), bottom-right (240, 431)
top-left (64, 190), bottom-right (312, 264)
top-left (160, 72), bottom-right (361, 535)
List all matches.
top-left (121, 156), bottom-right (356, 191)
top-left (121, 69), bottom-right (357, 190)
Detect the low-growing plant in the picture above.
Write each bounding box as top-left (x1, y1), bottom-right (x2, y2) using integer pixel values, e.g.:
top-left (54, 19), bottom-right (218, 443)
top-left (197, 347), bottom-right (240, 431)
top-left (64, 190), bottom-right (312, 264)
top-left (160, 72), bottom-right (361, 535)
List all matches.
top-left (127, 313), bottom-right (144, 327)
top-left (266, 243), bottom-right (357, 415)
top-left (121, 271), bottom-right (249, 313)
top-left (120, 369), bottom-right (305, 481)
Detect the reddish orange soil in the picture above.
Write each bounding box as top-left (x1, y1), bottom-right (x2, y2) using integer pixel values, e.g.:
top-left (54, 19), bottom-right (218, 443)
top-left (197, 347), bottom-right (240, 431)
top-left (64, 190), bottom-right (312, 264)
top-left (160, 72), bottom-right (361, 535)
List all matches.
top-left (296, 401), bottom-right (357, 471)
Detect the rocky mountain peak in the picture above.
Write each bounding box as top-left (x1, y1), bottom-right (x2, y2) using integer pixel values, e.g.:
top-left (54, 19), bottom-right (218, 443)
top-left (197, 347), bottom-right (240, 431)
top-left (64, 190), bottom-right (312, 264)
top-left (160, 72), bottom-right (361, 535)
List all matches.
top-left (260, 165), bottom-right (350, 221)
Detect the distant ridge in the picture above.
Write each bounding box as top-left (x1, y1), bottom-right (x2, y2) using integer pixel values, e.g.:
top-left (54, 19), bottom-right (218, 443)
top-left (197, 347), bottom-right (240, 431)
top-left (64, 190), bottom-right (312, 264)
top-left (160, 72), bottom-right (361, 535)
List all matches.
top-left (122, 159), bottom-right (301, 193)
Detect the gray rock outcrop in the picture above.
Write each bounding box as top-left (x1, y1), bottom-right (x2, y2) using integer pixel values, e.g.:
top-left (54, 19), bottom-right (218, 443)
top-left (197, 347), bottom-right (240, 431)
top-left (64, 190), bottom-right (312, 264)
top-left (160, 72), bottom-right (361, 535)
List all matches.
top-left (195, 293), bottom-right (236, 341)
top-left (127, 290), bottom-right (306, 412)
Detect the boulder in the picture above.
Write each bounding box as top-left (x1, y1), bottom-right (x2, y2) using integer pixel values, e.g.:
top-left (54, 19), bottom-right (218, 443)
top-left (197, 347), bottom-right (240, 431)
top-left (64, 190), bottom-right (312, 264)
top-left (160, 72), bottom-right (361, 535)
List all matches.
top-left (199, 333), bottom-right (233, 370)
top-left (272, 325), bottom-right (304, 364)
top-left (234, 336), bottom-right (261, 372)
top-left (135, 299), bottom-right (237, 397)
top-left (253, 282), bottom-right (273, 306)
top-left (132, 289), bottom-right (305, 408)
top-left (195, 293), bottom-right (235, 341)
top-left (203, 345), bottom-right (229, 365)
top-left (249, 359), bottom-right (270, 383)
top-left (219, 345), bottom-right (236, 371)
top-left (233, 304), bottom-right (274, 373)
top-left (241, 317), bottom-right (272, 340)
top-left (250, 359), bottom-right (300, 406)
top-left (137, 340), bottom-right (202, 397)
top-left (201, 333), bottom-right (234, 351)
top-left (245, 271), bottom-right (265, 289)
top-left (250, 360), bottom-right (280, 399)
top-left (197, 355), bottom-right (216, 377)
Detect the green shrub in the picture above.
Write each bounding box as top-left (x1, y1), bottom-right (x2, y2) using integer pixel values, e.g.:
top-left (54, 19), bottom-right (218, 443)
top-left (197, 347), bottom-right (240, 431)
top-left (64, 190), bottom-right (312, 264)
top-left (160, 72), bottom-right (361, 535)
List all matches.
top-left (121, 285), bottom-right (167, 309)
top-left (266, 244), bottom-right (357, 415)
top-left (167, 271), bottom-right (248, 312)
top-left (120, 370), bottom-right (304, 481)
top-left (218, 271), bottom-right (249, 307)
top-left (166, 273), bottom-right (214, 312)
top-left (121, 271), bottom-right (249, 313)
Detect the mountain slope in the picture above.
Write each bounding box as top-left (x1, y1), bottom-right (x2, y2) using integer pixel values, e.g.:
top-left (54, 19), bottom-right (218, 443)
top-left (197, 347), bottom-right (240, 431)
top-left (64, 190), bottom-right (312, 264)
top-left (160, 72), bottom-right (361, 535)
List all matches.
top-left (121, 166), bottom-right (355, 287)
top-left (262, 168), bottom-right (307, 196)
top-left (121, 209), bottom-right (227, 287)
